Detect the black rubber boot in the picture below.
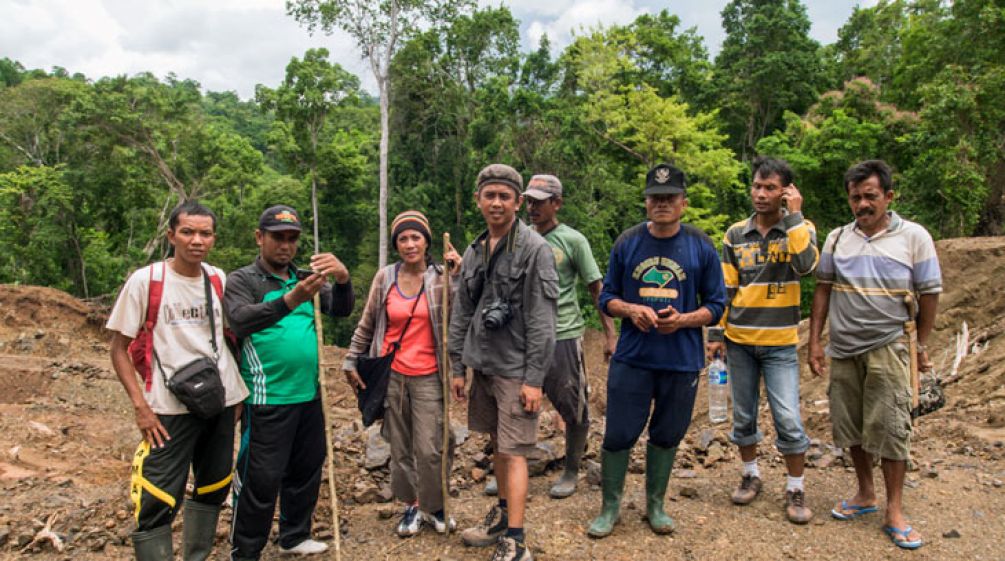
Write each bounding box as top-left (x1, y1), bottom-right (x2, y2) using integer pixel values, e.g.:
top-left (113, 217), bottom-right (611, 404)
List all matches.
top-left (550, 423), bottom-right (589, 499)
top-left (182, 500), bottom-right (220, 561)
top-left (132, 524), bottom-right (173, 561)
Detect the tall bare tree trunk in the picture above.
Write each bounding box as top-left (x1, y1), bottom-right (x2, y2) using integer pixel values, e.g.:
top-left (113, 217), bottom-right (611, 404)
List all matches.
top-left (378, 77), bottom-right (390, 268)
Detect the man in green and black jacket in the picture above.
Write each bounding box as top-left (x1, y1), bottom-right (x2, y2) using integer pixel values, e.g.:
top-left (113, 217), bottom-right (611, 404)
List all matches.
top-left (224, 205), bottom-right (354, 560)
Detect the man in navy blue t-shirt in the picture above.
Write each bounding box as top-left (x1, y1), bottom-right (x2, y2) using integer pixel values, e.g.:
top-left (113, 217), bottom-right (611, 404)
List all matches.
top-left (587, 163), bottom-right (726, 538)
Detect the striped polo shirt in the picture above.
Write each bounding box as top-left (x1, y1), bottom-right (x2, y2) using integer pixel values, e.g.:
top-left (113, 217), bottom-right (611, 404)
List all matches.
top-left (714, 211), bottom-right (819, 346)
top-left (817, 212), bottom-right (942, 359)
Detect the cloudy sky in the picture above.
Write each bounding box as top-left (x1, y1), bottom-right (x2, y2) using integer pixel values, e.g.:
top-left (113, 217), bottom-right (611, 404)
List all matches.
top-left (1, 0), bottom-right (872, 99)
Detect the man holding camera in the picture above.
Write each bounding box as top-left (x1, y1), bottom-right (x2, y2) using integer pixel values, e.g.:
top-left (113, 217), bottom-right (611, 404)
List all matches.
top-left (449, 164), bottom-right (558, 561)
top-left (108, 201), bottom-right (248, 561)
top-left (588, 163), bottom-right (726, 538)
top-left (224, 205), bottom-right (354, 560)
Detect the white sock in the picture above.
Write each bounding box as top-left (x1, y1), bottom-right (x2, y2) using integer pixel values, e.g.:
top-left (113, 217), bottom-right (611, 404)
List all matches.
top-left (786, 475), bottom-right (804, 492)
top-left (742, 460), bottom-right (760, 478)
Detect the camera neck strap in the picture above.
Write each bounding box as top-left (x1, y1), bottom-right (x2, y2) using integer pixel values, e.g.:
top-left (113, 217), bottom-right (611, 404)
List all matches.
top-left (153, 266), bottom-right (219, 384)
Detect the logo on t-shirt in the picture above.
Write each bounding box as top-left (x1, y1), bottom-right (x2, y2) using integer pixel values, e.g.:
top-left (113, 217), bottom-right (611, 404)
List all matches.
top-left (632, 256), bottom-right (686, 303)
top-left (551, 246), bottom-right (566, 266)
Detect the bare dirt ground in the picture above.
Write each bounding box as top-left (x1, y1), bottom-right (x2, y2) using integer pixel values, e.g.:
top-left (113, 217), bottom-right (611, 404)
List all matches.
top-left (1, 238), bottom-right (1004, 561)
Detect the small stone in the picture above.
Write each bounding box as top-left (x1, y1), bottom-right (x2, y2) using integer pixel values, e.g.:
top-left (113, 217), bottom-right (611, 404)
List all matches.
top-left (924, 468), bottom-right (939, 479)
top-left (992, 479), bottom-right (1003, 488)
top-left (679, 487), bottom-right (699, 498)
top-left (695, 516), bottom-right (706, 525)
top-left (942, 529), bottom-right (961, 539)
top-left (813, 518), bottom-right (826, 526)
top-left (104, 520), bottom-right (116, 529)
top-left (0, 527), bottom-right (8, 547)
top-left (585, 460), bottom-right (602, 486)
top-left (696, 429), bottom-right (715, 452)
top-left (315, 528), bottom-right (334, 540)
top-left (377, 507), bottom-right (396, 520)
top-left (676, 469), bottom-right (697, 479)
top-left (377, 485), bottom-right (393, 503)
top-left (471, 467), bottom-right (486, 482)
top-left (703, 442), bottom-right (725, 467)
top-left (364, 427), bottom-right (391, 470)
top-left (115, 510), bottom-right (127, 521)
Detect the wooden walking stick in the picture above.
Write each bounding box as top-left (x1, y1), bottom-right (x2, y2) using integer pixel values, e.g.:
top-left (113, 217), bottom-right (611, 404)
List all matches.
top-left (311, 186), bottom-right (342, 561)
top-left (440, 232), bottom-right (452, 533)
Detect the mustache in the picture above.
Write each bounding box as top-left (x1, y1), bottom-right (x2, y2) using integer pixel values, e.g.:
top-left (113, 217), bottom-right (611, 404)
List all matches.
top-left (856, 208), bottom-right (875, 218)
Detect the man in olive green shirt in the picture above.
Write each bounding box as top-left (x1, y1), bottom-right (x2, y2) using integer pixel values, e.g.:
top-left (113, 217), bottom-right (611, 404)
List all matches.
top-left (525, 174), bottom-right (617, 498)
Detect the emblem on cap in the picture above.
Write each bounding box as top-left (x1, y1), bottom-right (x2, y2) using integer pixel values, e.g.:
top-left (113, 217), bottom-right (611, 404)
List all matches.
top-left (654, 167), bottom-right (671, 184)
top-left (275, 211), bottom-right (298, 223)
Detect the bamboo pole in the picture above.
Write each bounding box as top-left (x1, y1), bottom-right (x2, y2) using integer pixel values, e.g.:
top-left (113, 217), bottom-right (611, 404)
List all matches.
top-left (440, 232), bottom-right (452, 533)
top-left (312, 183), bottom-right (342, 561)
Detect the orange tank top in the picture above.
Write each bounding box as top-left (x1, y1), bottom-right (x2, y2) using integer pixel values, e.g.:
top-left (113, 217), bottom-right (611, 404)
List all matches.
top-left (382, 284), bottom-right (438, 375)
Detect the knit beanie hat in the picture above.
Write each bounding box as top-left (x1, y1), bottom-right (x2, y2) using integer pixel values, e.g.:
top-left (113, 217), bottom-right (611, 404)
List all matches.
top-left (391, 210), bottom-right (432, 247)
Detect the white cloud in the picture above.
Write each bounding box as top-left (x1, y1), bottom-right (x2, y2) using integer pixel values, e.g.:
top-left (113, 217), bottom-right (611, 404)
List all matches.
top-left (0, 0), bottom-right (864, 98)
top-left (523, 0), bottom-right (649, 51)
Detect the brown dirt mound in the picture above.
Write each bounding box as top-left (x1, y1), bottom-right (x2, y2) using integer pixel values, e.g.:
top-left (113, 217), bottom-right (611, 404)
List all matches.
top-left (0, 284), bottom-right (108, 357)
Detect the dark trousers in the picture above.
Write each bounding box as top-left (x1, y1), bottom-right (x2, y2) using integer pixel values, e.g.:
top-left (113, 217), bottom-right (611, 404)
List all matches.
top-left (602, 360), bottom-right (699, 451)
top-left (230, 399), bottom-right (325, 559)
top-left (131, 406), bottom-right (236, 531)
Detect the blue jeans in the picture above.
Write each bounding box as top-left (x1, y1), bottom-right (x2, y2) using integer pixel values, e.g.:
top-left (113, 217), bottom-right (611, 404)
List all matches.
top-left (726, 342), bottom-right (810, 456)
top-left (602, 359), bottom-right (699, 452)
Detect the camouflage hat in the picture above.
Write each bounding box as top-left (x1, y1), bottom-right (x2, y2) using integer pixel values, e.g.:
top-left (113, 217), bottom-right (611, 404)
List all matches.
top-left (524, 174), bottom-right (563, 200)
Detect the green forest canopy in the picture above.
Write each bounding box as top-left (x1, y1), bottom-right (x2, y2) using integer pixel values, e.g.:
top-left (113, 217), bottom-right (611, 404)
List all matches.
top-left (1, 0), bottom-right (1003, 344)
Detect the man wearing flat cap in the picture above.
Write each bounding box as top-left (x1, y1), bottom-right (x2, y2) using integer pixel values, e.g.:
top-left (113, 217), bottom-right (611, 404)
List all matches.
top-left (224, 205), bottom-right (354, 560)
top-left (449, 164), bottom-right (558, 561)
top-left (523, 174), bottom-right (617, 499)
top-left (588, 164), bottom-right (726, 538)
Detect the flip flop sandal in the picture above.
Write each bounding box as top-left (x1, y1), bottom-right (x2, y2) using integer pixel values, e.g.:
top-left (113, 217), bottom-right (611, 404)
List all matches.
top-left (883, 525), bottom-right (924, 549)
top-left (830, 499), bottom-right (879, 520)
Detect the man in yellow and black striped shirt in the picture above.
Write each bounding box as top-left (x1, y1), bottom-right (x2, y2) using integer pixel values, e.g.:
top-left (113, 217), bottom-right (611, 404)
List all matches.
top-left (707, 157), bottom-right (819, 524)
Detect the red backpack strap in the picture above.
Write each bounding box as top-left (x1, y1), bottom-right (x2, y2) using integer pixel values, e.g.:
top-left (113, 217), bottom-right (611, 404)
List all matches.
top-left (205, 266), bottom-right (238, 354)
top-left (145, 262), bottom-right (166, 390)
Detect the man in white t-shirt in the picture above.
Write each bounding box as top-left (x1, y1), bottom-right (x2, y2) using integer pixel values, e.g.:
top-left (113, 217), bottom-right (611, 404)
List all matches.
top-left (107, 201), bottom-right (249, 561)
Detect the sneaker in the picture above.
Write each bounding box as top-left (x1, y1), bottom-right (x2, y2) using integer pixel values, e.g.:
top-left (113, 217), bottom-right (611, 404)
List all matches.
top-left (461, 505), bottom-right (507, 547)
top-left (489, 536), bottom-right (532, 561)
top-left (396, 505), bottom-right (422, 537)
top-left (731, 475), bottom-right (762, 505)
top-left (423, 511), bottom-right (458, 534)
top-left (279, 539), bottom-right (328, 555)
top-left (785, 489), bottom-right (813, 524)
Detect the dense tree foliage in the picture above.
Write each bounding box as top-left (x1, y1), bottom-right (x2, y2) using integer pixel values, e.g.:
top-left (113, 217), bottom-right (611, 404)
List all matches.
top-left (2, 0), bottom-right (1003, 342)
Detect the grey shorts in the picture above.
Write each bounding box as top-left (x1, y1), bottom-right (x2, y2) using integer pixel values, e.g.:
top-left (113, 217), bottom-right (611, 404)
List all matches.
top-left (468, 371), bottom-right (539, 456)
top-left (828, 340), bottom-right (913, 461)
top-left (542, 337), bottom-right (589, 426)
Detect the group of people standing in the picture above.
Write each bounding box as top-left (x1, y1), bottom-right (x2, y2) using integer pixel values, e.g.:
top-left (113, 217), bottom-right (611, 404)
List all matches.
top-left (106, 155), bottom-right (941, 561)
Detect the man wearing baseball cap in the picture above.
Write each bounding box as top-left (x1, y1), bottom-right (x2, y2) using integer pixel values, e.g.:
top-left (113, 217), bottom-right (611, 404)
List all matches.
top-left (450, 164), bottom-right (558, 561)
top-left (224, 205), bottom-right (355, 560)
top-left (588, 164), bottom-right (726, 538)
top-left (523, 174), bottom-right (617, 499)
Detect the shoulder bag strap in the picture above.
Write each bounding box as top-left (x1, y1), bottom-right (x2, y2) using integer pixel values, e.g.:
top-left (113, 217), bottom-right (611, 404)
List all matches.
top-left (390, 283), bottom-right (425, 352)
top-left (202, 265), bottom-right (219, 361)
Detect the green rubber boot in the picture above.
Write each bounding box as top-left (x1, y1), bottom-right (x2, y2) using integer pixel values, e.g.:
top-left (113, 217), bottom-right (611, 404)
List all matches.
top-left (132, 524), bottom-right (173, 561)
top-left (587, 448), bottom-right (630, 538)
top-left (645, 443), bottom-right (677, 534)
top-left (182, 499), bottom-right (220, 561)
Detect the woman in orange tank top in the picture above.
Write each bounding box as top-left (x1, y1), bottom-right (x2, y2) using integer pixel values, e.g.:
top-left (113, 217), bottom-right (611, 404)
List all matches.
top-left (343, 210), bottom-right (461, 537)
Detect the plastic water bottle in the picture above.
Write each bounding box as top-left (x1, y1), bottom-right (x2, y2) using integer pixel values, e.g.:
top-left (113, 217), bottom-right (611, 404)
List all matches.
top-left (708, 357), bottom-right (729, 424)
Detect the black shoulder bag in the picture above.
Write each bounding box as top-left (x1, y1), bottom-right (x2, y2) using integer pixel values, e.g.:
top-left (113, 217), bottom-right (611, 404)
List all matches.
top-left (356, 282), bottom-right (425, 427)
top-left (155, 267), bottom-right (226, 419)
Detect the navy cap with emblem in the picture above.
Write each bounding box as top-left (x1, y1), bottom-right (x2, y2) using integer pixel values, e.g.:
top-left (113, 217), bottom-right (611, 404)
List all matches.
top-left (644, 163), bottom-right (686, 196)
top-left (259, 205), bottom-right (302, 232)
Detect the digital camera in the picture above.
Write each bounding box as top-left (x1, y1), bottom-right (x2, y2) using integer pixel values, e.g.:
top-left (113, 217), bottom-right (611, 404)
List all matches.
top-left (481, 299), bottom-right (512, 331)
